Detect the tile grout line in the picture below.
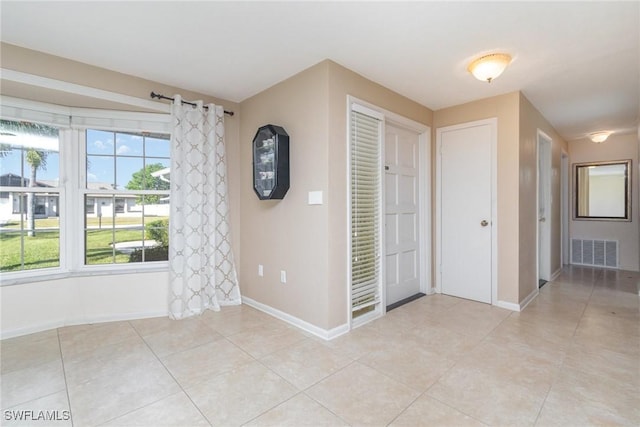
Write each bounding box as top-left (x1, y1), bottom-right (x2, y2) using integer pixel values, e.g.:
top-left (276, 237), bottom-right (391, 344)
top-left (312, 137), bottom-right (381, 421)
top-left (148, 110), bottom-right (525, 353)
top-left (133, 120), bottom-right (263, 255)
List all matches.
top-left (56, 327), bottom-right (74, 427)
top-left (384, 389), bottom-right (425, 426)
top-left (532, 275), bottom-right (596, 426)
top-left (299, 359), bottom-right (363, 426)
top-left (412, 331), bottom-right (494, 426)
top-left (129, 312), bottom-right (306, 426)
top-left (247, 355), bottom-right (357, 425)
top-left (423, 393), bottom-right (491, 426)
top-left (99, 319), bottom-right (215, 427)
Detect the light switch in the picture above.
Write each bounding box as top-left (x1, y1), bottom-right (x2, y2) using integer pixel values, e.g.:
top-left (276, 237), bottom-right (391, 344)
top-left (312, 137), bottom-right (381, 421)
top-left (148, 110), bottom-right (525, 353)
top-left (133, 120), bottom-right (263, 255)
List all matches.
top-left (308, 191), bottom-right (323, 205)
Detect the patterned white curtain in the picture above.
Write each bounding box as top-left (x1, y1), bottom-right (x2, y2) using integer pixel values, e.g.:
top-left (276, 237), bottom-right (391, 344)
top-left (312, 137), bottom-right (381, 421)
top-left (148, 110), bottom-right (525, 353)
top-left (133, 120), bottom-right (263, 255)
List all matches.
top-left (168, 95), bottom-right (241, 319)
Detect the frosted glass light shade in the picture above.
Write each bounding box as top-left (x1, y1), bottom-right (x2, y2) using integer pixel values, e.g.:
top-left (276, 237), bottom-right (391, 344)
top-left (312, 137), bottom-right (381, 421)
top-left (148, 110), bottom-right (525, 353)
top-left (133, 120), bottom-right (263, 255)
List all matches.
top-left (467, 53), bottom-right (512, 83)
top-left (589, 131), bottom-right (612, 143)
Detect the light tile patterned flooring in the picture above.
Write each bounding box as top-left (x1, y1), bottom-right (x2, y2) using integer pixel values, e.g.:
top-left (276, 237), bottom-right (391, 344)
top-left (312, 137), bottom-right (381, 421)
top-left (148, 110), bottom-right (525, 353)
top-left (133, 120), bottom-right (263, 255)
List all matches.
top-left (1, 266), bottom-right (638, 426)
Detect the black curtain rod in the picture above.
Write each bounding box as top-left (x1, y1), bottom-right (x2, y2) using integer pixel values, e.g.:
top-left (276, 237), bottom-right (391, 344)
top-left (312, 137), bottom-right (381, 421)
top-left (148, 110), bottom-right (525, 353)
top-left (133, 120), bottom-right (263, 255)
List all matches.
top-left (150, 92), bottom-right (234, 116)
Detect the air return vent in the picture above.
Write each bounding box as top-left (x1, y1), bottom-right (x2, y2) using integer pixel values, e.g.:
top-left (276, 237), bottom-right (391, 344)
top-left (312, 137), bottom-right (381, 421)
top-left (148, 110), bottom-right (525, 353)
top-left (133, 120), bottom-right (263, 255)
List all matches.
top-left (571, 239), bottom-right (618, 268)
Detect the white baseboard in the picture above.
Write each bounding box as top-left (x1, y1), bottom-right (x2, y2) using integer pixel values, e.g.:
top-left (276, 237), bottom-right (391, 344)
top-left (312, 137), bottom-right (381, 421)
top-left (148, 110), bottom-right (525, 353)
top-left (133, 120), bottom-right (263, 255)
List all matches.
top-left (494, 286), bottom-right (539, 313)
top-left (242, 297), bottom-right (349, 341)
top-left (519, 287), bottom-right (539, 311)
top-left (550, 268), bottom-right (562, 281)
top-left (1, 310), bottom-right (168, 340)
top-left (494, 300), bottom-right (521, 312)
top-left (1, 321), bottom-right (64, 340)
top-left (65, 310), bottom-right (169, 328)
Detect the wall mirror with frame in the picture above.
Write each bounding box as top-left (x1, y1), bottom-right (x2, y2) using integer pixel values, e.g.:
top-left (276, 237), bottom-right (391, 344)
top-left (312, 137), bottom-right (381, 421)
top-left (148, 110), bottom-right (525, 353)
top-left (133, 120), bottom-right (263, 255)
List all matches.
top-left (574, 159), bottom-right (631, 221)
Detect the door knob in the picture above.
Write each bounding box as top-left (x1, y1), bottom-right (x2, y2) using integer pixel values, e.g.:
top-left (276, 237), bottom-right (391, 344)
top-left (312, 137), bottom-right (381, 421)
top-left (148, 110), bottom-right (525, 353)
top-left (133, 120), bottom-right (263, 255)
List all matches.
top-left (480, 220), bottom-right (489, 227)
top-left (539, 217), bottom-right (546, 222)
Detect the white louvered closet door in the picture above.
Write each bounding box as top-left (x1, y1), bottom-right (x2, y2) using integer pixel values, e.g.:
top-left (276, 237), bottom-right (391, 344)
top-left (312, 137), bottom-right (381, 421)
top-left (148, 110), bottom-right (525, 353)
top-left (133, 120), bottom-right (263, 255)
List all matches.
top-left (350, 107), bottom-right (383, 320)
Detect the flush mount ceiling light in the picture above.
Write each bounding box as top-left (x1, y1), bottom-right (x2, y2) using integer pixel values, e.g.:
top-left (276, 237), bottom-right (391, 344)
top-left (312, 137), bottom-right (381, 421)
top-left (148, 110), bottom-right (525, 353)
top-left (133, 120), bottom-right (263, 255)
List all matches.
top-left (589, 131), bottom-right (613, 143)
top-left (467, 53), bottom-right (512, 83)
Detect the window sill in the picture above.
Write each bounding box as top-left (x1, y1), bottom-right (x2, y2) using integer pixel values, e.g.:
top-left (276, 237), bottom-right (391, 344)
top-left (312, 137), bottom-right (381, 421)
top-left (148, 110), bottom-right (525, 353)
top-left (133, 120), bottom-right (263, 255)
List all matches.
top-left (0, 263), bottom-right (169, 287)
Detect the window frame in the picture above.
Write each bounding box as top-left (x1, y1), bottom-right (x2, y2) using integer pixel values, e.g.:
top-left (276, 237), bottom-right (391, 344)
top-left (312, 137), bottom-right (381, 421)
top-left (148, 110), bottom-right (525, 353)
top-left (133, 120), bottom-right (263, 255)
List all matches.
top-left (0, 97), bottom-right (172, 286)
top-left (79, 129), bottom-right (171, 267)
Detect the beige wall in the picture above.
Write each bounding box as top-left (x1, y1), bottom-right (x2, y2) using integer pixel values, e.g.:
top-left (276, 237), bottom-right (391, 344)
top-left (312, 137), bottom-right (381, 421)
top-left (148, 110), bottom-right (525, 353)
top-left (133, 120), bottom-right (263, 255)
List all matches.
top-left (433, 92), bottom-right (521, 304)
top-left (239, 60), bottom-right (431, 330)
top-left (518, 94), bottom-right (568, 299)
top-left (569, 134), bottom-right (639, 271)
top-left (239, 61), bottom-right (332, 328)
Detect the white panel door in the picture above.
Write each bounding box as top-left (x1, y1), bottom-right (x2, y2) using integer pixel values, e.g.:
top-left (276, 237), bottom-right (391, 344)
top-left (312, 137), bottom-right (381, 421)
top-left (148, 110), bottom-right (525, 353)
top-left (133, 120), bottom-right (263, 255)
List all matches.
top-left (439, 122), bottom-right (493, 303)
top-left (385, 123), bottom-right (421, 306)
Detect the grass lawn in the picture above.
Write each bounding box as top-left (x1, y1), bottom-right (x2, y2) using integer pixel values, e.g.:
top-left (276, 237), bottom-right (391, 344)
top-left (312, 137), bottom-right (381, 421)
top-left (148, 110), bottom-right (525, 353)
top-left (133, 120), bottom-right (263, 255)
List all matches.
top-left (2, 218), bottom-right (59, 229)
top-left (2, 216), bottom-right (168, 229)
top-left (85, 229), bottom-right (144, 265)
top-left (0, 231), bottom-right (60, 271)
top-left (0, 221), bottom-right (169, 271)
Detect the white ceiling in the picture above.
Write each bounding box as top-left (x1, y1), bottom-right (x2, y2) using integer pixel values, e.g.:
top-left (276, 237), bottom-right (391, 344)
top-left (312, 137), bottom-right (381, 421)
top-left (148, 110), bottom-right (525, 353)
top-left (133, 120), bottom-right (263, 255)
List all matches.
top-left (1, 1), bottom-right (638, 141)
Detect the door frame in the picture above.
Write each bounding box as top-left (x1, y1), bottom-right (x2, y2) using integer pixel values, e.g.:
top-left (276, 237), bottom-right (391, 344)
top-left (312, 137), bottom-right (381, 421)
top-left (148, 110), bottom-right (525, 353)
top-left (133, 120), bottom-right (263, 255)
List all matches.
top-left (435, 118), bottom-right (498, 304)
top-left (346, 96), bottom-right (431, 327)
top-left (561, 150), bottom-right (570, 266)
top-left (537, 130), bottom-right (552, 283)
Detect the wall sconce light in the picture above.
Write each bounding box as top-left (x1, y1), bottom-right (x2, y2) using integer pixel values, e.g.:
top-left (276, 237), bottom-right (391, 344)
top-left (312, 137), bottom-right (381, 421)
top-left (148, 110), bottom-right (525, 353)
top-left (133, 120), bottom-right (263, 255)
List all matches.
top-left (589, 131), bottom-right (613, 143)
top-left (467, 53), bottom-right (512, 83)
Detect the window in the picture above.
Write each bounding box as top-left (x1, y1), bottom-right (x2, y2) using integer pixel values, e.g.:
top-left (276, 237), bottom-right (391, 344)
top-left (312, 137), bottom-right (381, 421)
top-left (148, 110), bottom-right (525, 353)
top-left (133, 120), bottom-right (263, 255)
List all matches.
top-left (0, 119), bottom-right (61, 272)
top-left (114, 198), bottom-right (125, 214)
top-left (84, 129), bottom-right (170, 265)
top-left (0, 98), bottom-right (172, 280)
top-left (349, 107), bottom-right (383, 321)
top-left (85, 197), bottom-right (95, 214)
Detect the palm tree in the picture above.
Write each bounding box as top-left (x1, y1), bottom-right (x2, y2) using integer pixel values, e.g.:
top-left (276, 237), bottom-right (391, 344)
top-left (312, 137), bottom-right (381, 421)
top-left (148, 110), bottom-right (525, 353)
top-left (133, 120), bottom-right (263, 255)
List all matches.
top-left (25, 149), bottom-right (47, 237)
top-left (2, 120), bottom-right (56, 237)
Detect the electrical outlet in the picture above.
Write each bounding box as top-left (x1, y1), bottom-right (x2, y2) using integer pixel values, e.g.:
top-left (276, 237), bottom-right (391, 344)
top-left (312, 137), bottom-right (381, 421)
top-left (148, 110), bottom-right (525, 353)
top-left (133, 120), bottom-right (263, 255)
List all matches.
top-left (280, 270), bottom-right (287, 283)
top-left (258, 264), bottom-right (263, 277)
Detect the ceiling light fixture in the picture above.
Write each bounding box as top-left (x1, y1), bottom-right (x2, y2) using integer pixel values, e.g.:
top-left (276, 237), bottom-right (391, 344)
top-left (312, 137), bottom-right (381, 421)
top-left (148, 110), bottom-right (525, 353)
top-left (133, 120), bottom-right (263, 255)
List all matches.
top-left (589, 131), bottom-right (613, 143)
top-left (467, 53), bottom-right (512, 83)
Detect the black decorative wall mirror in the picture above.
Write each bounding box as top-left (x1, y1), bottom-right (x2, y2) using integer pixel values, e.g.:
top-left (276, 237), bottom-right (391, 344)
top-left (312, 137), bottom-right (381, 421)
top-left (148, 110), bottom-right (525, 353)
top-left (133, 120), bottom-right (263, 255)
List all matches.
top-left (574, 159), bottom-right (631, 221)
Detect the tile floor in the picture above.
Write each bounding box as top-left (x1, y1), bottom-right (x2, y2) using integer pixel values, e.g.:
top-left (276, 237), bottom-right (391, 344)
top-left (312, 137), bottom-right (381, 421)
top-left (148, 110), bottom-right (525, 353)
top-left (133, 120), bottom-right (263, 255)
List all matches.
top-left (1, 265), bottom-right (638, 426)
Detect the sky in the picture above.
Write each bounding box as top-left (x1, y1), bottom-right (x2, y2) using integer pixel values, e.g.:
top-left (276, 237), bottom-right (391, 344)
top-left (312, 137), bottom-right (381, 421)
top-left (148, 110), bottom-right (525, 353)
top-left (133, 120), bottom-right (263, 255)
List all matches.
top-left (0, 131), bottom-right (60, 183)
top-left (86, 129), bottom-right (170, 189)
top-left (0, 128), bottom-right (170, 189)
